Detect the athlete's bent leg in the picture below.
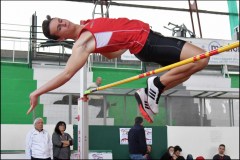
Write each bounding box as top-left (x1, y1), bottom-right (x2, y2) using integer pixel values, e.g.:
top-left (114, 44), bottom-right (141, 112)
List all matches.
top-left (146, 42), bottom-right (209, 115)
top-left (163, 76), bottom-right (190, 91)
top-left (160, 42), bottom-right (209, 88)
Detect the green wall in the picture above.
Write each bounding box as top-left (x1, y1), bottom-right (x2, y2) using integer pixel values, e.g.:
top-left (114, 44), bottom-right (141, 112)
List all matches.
top-left (92, 67), bottom-right (167, 126)
top-left (227, 0), bottom-right (239, 39)
top-left (92, 67), bottom-right (146, 88)
top-left (0, 64), bottom-right (167, 125)
top-left (1, 63), bottom-right (44, 124)
top-left (230, 74), bottom-right (239, 88)
top-left (74, 125), bottom-right (167, 159)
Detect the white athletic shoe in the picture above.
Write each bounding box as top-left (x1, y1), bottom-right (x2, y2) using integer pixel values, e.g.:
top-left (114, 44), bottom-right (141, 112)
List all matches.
top-left (135, 88), bottom-right (154, 123)
top-left (147, 76), bottom-right (160, 114)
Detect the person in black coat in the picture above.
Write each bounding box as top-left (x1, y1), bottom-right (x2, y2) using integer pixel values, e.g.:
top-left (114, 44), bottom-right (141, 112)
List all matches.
top-left (128, 116), bottom-right (147, 160)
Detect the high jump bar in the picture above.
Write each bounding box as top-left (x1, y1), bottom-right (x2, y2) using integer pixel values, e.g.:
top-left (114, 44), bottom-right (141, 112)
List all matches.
top-left (84, 41), bottom-right (239, 95)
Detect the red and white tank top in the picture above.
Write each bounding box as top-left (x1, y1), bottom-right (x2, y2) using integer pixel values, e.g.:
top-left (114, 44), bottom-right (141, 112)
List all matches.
top-left (78, 18), bottom-right (150, 54)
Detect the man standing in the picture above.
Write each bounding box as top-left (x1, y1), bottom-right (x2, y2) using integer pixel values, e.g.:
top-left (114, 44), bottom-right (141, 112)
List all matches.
top-left (213, 144), bottom-right (231, 160)
top-left (25, 117), bottom-right (52, 160)
top-left (128, 116), bottom-right (147, 160)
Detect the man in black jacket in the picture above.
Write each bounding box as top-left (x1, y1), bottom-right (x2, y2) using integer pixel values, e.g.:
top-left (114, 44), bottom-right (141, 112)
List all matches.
top-left (128, 116), bottom-right (147, 160)
top-left (213, 144), bottom-right (231, 160)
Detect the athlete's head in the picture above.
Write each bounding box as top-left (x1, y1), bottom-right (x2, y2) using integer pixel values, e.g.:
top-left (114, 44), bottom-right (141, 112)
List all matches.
top-left (42, 15), bottom-right (76, 41)
top-left (42, 15), bottom-right (59, 40)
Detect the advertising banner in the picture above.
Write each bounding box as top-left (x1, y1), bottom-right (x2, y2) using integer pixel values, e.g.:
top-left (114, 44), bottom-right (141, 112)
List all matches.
top-left (119, 128), bottom-right (152, 145)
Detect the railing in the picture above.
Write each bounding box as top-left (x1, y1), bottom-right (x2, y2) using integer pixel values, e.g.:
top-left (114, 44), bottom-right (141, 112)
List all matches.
top-left (89, 53), bottom-right (143, 70)
top-left (1, 37), bottom-right (30, 64)
top-left (1, 23), bottom-right (30, 64)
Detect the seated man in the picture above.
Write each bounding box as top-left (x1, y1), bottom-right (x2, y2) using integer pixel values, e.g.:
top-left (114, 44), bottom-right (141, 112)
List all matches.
top-left (172, 145), bottom-right (185, 160)
top-left (88, 77), bottom-right (110, 118)
top-left (88, 77), bottom-right (103, 101)
top-left (213, 144), bottom-right (231, 160)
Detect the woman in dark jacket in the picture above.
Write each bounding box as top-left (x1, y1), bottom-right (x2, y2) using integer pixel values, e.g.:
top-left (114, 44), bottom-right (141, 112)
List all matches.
top-left (160, 146), bottom-right (174, 160)
top-left (52, 121), bottom-right (73, 160)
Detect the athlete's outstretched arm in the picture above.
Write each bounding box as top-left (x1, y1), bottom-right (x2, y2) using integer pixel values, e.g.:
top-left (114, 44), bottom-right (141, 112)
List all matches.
top-left (27, 32), bottom-right (95, 114)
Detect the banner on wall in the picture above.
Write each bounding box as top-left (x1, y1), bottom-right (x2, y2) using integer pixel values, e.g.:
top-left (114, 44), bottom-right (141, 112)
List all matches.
top-left (119, 128), bottom-right (152, 145)
top-left (121, 38), bottom-right (239, 66)
top-left (88, 151), bottom-right (113, 159)
top-left (180, 38), bottom-right (239, 66)
top-left (71, 151), bottom-right (113, 159)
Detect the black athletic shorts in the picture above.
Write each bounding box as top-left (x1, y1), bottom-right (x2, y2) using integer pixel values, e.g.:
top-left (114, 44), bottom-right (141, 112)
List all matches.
top-left (134, 30), bottom-right (186, 66)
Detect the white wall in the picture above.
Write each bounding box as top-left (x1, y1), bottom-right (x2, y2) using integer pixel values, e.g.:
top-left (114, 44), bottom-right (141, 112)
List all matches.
top-left (1, 124), bottom-right (73, 150)
top-left (183, 74), bottom-right (231, 90)
top-left (33, 66), bottom-right (81, 93)
top-left (32, 65), bottom-right (95, 124)
top-left (33, 65), bottom-right (93, 93)
top-left (43, 104), bottom-right (114, 125)
top-left (167, 126), bottom-right (239, 159)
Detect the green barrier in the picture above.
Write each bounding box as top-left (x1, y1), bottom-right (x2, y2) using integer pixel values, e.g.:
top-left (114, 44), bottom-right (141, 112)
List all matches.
top-left (73, 125), bottom-right (167, 159)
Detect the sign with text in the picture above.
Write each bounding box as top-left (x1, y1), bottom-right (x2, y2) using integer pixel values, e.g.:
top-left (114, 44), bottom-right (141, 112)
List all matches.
top-left (119, 128), bottom-right (152, 145)
top-left (71, 151), bottom-right (113, 159)
top-left (180, 38), bottom-right (239, 66)
top-left (89, 151), bottom-right (112, 159)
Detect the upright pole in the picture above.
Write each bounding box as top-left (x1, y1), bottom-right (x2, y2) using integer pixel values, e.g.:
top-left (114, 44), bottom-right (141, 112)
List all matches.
top-left (77, 64), bottom-right (89, 159)
top-left (194, 0), bottom-right (203, 38)
top-left (188, 0), bottom-right (196, 36)
top-left (227, 0), bottom-right (239, 39)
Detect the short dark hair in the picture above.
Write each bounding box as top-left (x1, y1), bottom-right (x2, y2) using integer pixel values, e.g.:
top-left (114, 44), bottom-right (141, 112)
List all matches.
top-left (135, 116), bottom-right (143, 125)
top-left (219, 144), bottom-right (225, 148)
top-left (174, 145), bottom-right (182, 152)
top-left (42, 15), bottom-right (59, 40)
top-left (54, 121), bottom-right (66, 135)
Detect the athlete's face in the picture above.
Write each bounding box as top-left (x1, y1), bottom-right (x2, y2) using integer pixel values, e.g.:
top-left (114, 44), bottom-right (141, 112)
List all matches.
top-left (49, 18), bottom-right (75, 41)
